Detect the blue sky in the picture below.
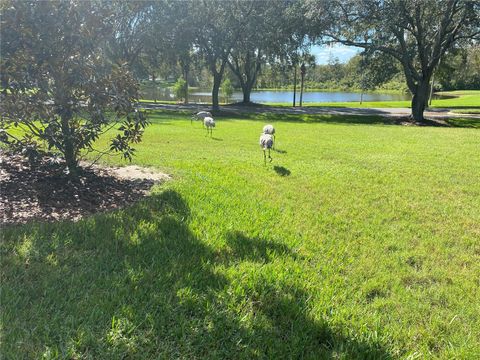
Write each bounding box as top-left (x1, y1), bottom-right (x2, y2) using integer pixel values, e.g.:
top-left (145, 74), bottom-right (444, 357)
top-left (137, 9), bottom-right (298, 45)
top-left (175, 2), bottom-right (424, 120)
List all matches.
top-left (310, 44), bottom-right (361, 64)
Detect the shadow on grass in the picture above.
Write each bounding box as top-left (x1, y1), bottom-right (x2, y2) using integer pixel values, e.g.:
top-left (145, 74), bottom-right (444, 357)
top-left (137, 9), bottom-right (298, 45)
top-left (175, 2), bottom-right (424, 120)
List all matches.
top-left (274, 148), bottom-right (287, 154)
top-left (273, 165), bottom-right (291, 177)
top-left (445, 117), bottom-right (480, 129)
top-left (145, 107), bottom-right (480, 129)
top-left (1, 190), bottom-right (392, 359)
top-left (218, 111), bottom-right (398, 125)
top-left (224, 230), bottom-right (299, 264)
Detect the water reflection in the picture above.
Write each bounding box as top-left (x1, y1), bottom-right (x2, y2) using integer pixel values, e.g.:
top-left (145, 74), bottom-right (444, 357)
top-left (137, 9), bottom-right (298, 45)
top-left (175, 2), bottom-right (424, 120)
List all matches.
top-left (141, 87), bottom-right (425, 104)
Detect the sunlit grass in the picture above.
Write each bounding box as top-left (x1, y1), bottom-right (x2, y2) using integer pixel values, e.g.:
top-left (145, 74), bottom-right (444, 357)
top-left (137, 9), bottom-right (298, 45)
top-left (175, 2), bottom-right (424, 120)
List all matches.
top-left (2, 110), bottom-right (480, 359)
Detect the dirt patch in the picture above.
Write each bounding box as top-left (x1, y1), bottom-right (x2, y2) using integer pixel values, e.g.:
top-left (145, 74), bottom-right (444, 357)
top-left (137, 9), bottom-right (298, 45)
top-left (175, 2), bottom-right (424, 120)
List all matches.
top-left (0, 152), bottom-right (170, 225)
top-left (85, 163), bottom-right (171, 182)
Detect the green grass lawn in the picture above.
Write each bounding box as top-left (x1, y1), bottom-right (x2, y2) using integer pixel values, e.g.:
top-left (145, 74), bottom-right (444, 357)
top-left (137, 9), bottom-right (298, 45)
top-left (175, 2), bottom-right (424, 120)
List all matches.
top-left (2, 111), bottom-right (480, 359)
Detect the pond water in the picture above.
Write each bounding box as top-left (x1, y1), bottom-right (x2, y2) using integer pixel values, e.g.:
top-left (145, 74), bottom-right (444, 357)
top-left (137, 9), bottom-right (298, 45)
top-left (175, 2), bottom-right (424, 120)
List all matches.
top-left (191, 90), bottom-right (413, 103)
top-left (141, 88), bottom-right (415, 104)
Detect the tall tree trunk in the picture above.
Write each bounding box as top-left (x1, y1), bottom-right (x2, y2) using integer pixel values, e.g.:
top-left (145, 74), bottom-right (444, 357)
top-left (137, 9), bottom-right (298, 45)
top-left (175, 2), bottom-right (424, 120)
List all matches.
top-left (242, 61), bottom-right (260, 104)
top-left (183, 66), bottom-right (189, 105)
top-left (293, 67), bottom-right (297, 107)
top-left (300, 72), bottom-right (305, 107)
top-left (212, 73), bottom-right (222, 111)
top-left (242, 85), bottom-right (251, 104)
top-left (211, 60), bottom-right (227, 111)
top-left (429, 71), bottom-right (435, 106)
top-left (152, 73), bottom-right (157, 103)
top-left (61, 114), bottom-right (78, 175)
top-left (411, 79), bottom-right (430, 122)
top-left (228, 50), bottom-right (263, 105)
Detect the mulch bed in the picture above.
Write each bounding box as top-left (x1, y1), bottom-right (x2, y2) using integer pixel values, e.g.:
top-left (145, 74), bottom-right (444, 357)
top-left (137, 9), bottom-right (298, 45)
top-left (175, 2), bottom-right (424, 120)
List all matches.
top-left (395, 117), bottom-right (450, 127)
top-left (1, 152), bottom-right (165, 225)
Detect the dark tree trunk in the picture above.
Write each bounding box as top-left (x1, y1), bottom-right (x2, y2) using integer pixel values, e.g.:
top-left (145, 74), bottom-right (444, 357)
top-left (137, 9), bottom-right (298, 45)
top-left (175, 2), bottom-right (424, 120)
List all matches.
top-left (228, 51), bottom-right (261, 105)
top-left (61, 114), bottom-right (78, 175)
top-left (152, 73), bottom-right (157, 103)
top-left (293, 67), bottom-right (297, 107)
top-left (211, 60), bottom-right (227, 111)
top-left (242, 86), bottom-right (251, 104)
top-left (242, 63), bottom-right (260, 104)
top-left (183, 66), bottom-right (189, 105)
top-left (300, 73), bottom-right (305, 107)
top-left (212, 73), bottom-right (222, 111)
top-left (411, 79), bottom-right (430, 122)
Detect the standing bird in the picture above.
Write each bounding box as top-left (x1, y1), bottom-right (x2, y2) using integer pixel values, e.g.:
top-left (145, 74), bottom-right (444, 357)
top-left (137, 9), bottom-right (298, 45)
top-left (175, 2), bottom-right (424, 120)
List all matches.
top-left (204, 116), bottom-right (215, 137)
top-left (191, 111), bottom-right (212, 124)
top-left (262, 124), bottom-right (275, 148)
top-left (259, 133), bottom-right (273, 164)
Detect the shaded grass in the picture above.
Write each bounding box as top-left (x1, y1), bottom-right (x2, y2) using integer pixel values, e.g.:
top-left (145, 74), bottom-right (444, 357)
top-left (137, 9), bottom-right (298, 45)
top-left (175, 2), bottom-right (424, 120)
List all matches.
top-left (149, 108), bottom-right (480, 129)
top-left (445, 117), bottom-right (480, 129)
top-left (2, 110), bottom-right (480, 358)
top-left (154, 109), bottom-right (398, 125)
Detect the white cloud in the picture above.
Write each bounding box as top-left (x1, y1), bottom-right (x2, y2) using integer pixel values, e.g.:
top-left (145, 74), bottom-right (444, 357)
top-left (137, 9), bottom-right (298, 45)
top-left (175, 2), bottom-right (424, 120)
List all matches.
top-left (310, 44), bottom-right (361, 65)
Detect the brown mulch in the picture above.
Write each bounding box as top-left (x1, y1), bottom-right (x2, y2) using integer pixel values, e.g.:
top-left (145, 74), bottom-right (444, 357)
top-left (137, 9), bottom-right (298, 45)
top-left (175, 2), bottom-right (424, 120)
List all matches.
top-left (395, 117), bottom-right (450, 127)
top-left (0, 152), bottom-right (170, 225)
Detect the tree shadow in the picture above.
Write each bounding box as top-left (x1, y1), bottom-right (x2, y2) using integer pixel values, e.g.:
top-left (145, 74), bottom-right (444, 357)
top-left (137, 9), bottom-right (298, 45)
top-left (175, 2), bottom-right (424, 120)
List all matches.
top-left (215, 110), bottom-right (400, 125)
top-left (2, 190), bottom-right (392, 359)
top-left (222, 230), bottom-right (300, 264)
top-left (273, 165), bottom-right (291, 177)
top-left (145, 106), bottom-right (479, 129)
top-left (445, 117), bottom-right (480, 128)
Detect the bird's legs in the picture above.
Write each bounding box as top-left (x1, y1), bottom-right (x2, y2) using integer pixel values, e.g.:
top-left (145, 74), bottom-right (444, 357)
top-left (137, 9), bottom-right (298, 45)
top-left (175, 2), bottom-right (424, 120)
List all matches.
top-left (268, 148), bottom-right (272, 162)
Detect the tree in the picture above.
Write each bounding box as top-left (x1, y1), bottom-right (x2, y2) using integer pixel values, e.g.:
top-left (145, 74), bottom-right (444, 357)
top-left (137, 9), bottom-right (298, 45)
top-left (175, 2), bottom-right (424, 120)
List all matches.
top-left (227, 1), bottom-right (283, 104)
top-left (221, 78), bottom-right (234, 104)
top-left (145, 1), bottom-right (196, 105)
top-left (352, 51), bottom-right (404, 101)
top-left (436, 45), bottom-right (480, 90)
top-left (0, 0), bottom-right (148, 175)
top-left (190, 0), bottom-right (255, 110)
top-left (307, 0), bottom-right (480, 121)
top-left (105, 0), bottom-right (155, 78)
top-left (173, 78), bottom-right (187, 102)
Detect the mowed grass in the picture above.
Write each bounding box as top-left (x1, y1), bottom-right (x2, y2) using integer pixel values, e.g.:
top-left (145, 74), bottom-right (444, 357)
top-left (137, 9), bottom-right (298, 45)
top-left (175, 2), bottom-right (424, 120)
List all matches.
top-left (2, 111), bottom-right (480, 359)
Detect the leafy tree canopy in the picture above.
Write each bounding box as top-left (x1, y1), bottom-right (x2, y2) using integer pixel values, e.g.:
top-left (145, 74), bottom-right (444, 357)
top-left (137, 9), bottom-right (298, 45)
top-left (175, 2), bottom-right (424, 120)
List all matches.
top-left (0, 0), bottom-right (148, 174)
top-left (306, 0), bottom-right (480, 120)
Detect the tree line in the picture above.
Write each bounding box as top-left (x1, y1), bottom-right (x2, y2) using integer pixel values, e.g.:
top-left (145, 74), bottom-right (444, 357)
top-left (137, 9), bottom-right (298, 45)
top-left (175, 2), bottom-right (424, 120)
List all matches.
top-left (1, 0), bottom-right (478, 175)
top-left (253, 45), bottom-right (480, 92)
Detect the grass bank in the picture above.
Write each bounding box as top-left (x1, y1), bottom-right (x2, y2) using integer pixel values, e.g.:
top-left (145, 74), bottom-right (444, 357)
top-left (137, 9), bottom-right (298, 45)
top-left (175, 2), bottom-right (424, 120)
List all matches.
top-left (2, 111), bottom-right (480, 358)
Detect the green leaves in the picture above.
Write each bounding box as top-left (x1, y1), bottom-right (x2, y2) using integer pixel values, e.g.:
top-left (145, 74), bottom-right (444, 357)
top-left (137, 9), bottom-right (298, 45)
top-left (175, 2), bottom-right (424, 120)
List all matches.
top-left (110, 110), bottom-right (148, 161)
top-left (0, 1), bottom-right (149, 174)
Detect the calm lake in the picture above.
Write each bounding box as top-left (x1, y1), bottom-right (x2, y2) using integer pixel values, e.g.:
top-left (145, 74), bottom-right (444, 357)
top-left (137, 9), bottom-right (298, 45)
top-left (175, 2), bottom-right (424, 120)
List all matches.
top-left (142, 88), bottom-right (414, 103)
